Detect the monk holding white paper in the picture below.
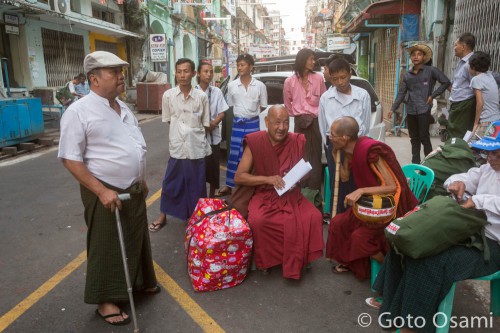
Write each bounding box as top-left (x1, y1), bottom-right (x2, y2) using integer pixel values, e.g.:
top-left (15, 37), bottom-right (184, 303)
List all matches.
top-left (234, 105), bottom-right (324, 279)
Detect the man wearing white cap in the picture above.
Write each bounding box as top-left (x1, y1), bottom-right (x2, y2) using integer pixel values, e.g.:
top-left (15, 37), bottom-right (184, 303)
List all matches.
top-left (58, 51), bottom-right (158, 326)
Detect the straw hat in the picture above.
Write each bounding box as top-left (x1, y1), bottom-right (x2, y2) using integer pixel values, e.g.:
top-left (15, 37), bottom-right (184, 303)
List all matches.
top-left (407, 44), bottom-right (433, 64)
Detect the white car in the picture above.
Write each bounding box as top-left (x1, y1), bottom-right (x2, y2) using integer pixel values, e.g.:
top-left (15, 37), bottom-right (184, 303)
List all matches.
top-left (253, 71), bottom-right (386, 163)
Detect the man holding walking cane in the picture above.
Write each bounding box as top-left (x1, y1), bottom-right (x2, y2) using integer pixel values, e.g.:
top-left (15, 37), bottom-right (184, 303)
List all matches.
top-left (58, 51), bottom-right (158, 326)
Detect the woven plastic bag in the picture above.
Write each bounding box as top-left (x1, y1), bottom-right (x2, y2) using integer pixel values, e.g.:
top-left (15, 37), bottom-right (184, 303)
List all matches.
top-left (185, 198), bottom-right (253, 292)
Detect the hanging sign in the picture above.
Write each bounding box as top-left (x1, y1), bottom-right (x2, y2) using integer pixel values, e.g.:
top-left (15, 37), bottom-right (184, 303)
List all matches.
top-left (150, 34), bottom-right (167, 62)
top-left (4, 13), bottom-right (19, 35)
top-left (327, 36), bottom-right (350, 51)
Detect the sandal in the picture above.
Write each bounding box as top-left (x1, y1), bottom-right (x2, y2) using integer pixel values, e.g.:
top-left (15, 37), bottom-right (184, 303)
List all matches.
top-left (95, 309), bottom-right (130, 326)
top-left (365, 297), bottom-right (383, 309)
top-left (148, 220), bottom-right (166, 232)
top-left (141, 285), bottom-right (161, 294)
top-left (215, 186), bottom-right (232, 197)
top-left (332, 264), bottom-right (350, 274)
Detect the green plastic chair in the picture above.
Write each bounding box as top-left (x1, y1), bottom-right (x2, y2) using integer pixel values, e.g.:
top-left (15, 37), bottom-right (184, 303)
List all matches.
top-left (371, 164), bottom-right (435, 292)
top-left (434, 271), bottom-right (500, 332)
top-left (323, 166), bottom-right (331, 215)
top-left (401, 164), bottom-right (435, 203)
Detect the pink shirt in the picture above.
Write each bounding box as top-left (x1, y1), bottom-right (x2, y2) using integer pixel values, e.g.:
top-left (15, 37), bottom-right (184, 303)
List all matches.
top-left (283, 72), bottom-right (326, 117)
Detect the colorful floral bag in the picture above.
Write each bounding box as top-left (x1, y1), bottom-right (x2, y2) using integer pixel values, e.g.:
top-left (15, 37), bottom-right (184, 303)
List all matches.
top-left (185, 198), bottom-right (253, 292)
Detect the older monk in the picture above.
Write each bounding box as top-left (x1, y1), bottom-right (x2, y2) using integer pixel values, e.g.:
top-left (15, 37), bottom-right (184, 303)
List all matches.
top-left (234, 105), bottom-right (324, 279)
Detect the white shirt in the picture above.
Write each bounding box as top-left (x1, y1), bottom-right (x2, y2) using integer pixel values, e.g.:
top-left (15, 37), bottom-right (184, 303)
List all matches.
top-left (318, 84), bottom-right (372, 146)
top-left (58, 91), bottom-right (147, 189)
top-left (195, 85), bottom-right (229, 145)
top-left (226, 77), bottom-right (268, 119)
top-left (444, 164), bottom-right (500, 242)
top-left (162, 86), bottom-right (211, 159)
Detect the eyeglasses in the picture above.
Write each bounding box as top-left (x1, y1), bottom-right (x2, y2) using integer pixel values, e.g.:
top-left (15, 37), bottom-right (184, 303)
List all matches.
top-left (480, 150), bottom-right (500, 160)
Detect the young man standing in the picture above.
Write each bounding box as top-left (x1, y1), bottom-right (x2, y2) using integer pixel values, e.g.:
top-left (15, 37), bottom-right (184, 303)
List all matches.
top-left (390, 44), bottom-right (450, 163)
top-left (196, 62), bottom-right (229, 197)
top-left (217, 54), bottom-right (267, 197)
top-left (283, 48), bottom-right (326, 195)
top-left (149, 58), bottom-right (211, 232)
top-left (318, 58), bottom-right (371, 215)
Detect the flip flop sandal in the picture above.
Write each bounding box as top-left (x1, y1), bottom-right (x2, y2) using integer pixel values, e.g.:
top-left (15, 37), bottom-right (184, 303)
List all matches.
top-left (215, 188), bottom-right (232, 197)
top-left (140, 285), bottom-right (161, 294)
top-left (332, 264), bottom-right (350, 274)
top-left (365, 297), bottom-right (383, 309)
top-left (148, 221), bottom-right (166, 232)
top-left (95, 309), bottom-right (131, 326)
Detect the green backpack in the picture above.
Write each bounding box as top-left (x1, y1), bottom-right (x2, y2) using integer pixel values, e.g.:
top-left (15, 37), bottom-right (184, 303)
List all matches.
top-left (384, 195), bottom-right (488, 259)
top-left (55, 83), bottom-right (74, 106)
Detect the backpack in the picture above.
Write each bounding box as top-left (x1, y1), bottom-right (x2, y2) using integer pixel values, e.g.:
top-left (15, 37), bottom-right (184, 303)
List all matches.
top-left (55, 83), bottom-right (74, 106)
top-left (385, 195), bottom-right (488, 259)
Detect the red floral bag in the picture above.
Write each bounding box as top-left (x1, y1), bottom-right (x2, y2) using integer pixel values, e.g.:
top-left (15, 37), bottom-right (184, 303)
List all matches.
top-left (185, 198), bottom-right (253, 292)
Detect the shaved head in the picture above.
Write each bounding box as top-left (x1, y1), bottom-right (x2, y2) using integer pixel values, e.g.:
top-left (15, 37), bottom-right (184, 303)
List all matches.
top-left (332, 116), bottom-right (359, 140)
top-left (265, 104), bottom-right (290, 144)
top-left (268, 104), bottom-right (289, 119)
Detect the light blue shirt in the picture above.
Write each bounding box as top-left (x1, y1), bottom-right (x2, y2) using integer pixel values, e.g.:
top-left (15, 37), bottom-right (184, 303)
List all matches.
top-left (450, 52), bottom-right (475, 102)
top-left (470, 72), bottom-right (500, 122)
top-left (75, 81), bottom-right (90, 96)
top-left (318, 84), bottom-right (371, 147)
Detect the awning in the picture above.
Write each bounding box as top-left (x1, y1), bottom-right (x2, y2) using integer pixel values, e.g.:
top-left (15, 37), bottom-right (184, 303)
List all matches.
top-left (342, 0), bottom-right (420, 34)
top-left (2, 0), bottom-right (144, 38)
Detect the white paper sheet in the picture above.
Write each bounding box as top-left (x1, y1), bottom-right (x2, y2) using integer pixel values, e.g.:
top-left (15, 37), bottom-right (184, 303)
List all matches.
top-left (275, 158), bottom-right (312, 196)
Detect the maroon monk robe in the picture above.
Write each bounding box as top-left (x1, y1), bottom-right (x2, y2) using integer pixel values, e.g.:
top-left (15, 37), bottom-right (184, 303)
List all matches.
top-left (245, 131), bottom-right (324, 280)
top-left (326, 136), bottom-right (418, 280)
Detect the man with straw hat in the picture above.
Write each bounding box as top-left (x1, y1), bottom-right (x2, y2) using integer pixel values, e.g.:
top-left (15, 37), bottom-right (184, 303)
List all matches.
top-left (390, 43), bottom-right (450, 164)
top-left (58, 51), bottom-right (159, 326)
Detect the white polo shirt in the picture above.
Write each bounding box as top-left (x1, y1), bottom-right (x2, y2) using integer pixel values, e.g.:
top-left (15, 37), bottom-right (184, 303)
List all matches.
top-left (226, 77), bottom-right (268, 119)
top-left (195, 85), bottom-right (229, 145)
top-left (318, 84), bottom-right (372, 146)
top-left (58, 91), bottom-right (147, 190)
top-left (162, 86), bottom-right (211, 159)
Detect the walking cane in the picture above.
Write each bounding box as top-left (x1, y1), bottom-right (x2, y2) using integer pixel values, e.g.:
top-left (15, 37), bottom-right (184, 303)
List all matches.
top-left (115, 193), bottom-right (140, 333)
top-left (332, 150), bottom-right (341, 218)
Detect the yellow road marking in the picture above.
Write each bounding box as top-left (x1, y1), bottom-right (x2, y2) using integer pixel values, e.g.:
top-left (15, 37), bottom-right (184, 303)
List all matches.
top-left (0, 251), bottom-right (87, 332)
top-left (0, 188), bottom-right (224, 333)
top-left (154, 262), bottom-right (225, 333)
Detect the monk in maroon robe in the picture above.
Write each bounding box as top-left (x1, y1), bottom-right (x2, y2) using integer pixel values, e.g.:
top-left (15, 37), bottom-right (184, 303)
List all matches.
top-left (326, 116), bottom-right (417, 280)
top-left (234, 105), bottom-right (324, 279)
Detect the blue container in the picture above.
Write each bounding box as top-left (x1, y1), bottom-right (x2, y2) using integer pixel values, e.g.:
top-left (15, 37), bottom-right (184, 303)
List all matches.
top-left (0, 97), bottom-right (44, 148)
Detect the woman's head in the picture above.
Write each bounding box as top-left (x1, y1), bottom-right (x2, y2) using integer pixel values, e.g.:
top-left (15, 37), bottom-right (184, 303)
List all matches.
top-left (294, 48), bottom-right (315, 78)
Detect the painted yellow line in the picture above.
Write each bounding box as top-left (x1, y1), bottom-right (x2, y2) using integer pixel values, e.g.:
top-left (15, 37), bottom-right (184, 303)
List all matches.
top-left (154, 262), bottom-right (225, 333)
top-left (0, 188), bottom-right (224, 333)
top-left (0, 251), bottom-right (87, 332)
top-left (146, 188), bottom-right (162, 206)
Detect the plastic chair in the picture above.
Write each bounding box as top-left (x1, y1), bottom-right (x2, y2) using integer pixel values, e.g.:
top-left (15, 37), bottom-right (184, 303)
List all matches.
top-left (371, 164), bottom-right (435, 291)
top-left (323, 166), bottom-right (331, 215)
top-left (402, 164), bottom-right (435, 203)
top-left (435, 270), bottom-right (500, 333)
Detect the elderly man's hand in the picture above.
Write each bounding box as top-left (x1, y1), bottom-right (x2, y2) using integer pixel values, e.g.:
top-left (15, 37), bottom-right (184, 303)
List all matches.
top-left (460, 197), bottom-right (476, 209)
top-left (269, 175), bottom-right (286, 190)
top-left (98, 188), bottom-right (121, 212)
top-left (344, 189), bottom-right (365, 207)
top-left (447, 181), bottom-right (466, 202)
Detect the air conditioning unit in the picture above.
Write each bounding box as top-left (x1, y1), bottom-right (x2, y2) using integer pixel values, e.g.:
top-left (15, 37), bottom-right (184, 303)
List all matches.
top-left (49, 0), bottom-right (70, 14)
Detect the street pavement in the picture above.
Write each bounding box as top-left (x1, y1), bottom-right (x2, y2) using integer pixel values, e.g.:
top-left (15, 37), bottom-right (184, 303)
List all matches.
top-left (0, 115), bottom-right (498, 332)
